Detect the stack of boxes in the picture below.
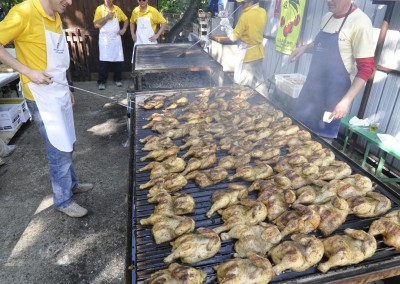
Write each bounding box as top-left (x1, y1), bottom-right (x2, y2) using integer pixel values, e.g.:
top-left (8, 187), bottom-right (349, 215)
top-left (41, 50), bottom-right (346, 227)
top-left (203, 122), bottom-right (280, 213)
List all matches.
top-left (0, 98), bottom-right (31, 131)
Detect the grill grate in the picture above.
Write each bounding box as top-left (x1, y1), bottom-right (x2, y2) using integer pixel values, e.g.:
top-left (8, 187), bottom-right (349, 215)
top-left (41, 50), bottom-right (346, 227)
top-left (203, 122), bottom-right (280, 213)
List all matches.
top-left (129, 87), bottom-right (400, 284)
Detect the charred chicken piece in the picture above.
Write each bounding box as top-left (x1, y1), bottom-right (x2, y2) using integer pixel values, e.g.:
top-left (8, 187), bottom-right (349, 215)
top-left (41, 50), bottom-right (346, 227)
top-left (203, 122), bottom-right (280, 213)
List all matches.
top-left (206, 183), bottom-right (249, 218)
top-left (213, 199), bottom-right (268, 234)
top-left (165, 93), bottom-right (189, 110)
top-left (138, 95), bottom-right (166, 109)
top-left (148, 190), bottom-right (195, 216)
top-left (288, 141), bottom-right (323, 156)
top-left (286, 130), bottom-right (312, 147)
top-left (141, 136), bottom-right (175, 151)
top-left (217, 154), bottom-right (251, 170)
top-left (295, 184), bottom-right (326, 205)
top-left (274, 169), bottom-right (318, 190)
top-left (269, 233), bottom-right (324, 275)
top-left (309, 197), bottom-right (349, 236)
top-left (258, 186), bottom-right (296, 222)
top-left (147, 263), bottom-right (207, 284)
top-left (179, 134), bottom-right (214, 150)
top-left (273, 204), bottom-right (321, 237)
top-left (307, 148), bottom-right (335, 167)
top-left (140, 214), bottom-right (195, 244)
top-left (182, 144), bottom-right (217, 159)
top-left (164, 227), bottom-right (221, 264)
top-left (220, 223), bottom-right (282, 257)
top-left (215, 252), bottom-right (274, 284)
top-left (250, 146), bottom-right (280, 161)
top-left (140, 145), bottom-right (180, 162)
top-left (229, 163), bottom-right (273, 182)
top-left (340, 174), bottom-right (373, 198)
top-left (318, 228), bottom-right (377, 273)
top-left (317, 160), bottom-right (352, 181)
top-left (348, 192), bottom-right (391, 218)
top-left (141, 174), bottom-right (188, 198)
top-left (142, 117), bottom-right (180, 132)
top-left (185, 167), bottom-right (228, 188)
top-left (369, 210), bottom-right (400, 250)
top-left (181, 153), bottom-right (217, 175)
top-left (139, 156), bottom-right (186, 178)
top-left (274, 154), bottom-right (308, 173)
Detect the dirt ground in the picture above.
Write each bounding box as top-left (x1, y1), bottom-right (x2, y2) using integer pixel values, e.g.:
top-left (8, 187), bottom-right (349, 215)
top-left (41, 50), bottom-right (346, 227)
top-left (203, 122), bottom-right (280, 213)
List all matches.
top-left (0, 80), bottom-right (130, 283)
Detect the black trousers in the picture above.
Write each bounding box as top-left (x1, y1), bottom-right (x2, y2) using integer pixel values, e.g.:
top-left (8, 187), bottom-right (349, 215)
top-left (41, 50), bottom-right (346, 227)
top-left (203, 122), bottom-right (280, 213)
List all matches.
top-left (98, 61), bottom-right (122, 84)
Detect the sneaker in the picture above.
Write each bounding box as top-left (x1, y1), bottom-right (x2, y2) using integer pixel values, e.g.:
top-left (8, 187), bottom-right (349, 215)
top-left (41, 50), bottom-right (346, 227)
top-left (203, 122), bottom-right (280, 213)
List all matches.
top-left (57, 201), bottom-right (88, 218)
top-left (72, 183), bottom-right (94, 194)
top-left (114, 81), bottom-right (123, 87)
top-left (0, 158), bottom-right (5, 166)
top-left (98, 83), bottom-right (106, 90)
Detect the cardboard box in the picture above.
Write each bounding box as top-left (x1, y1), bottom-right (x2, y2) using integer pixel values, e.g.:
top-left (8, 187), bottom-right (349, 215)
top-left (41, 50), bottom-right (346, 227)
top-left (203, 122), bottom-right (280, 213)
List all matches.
top-left (0, 103), bottom-right (21, 131)
top-left (0, 98), bottom-right (31, 123)
top-left (275, 73), bottom-right (306, 98)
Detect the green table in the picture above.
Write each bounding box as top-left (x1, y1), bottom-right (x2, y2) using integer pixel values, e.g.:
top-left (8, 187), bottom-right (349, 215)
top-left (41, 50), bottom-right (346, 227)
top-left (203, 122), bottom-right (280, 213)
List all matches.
top-left (341, 115), bottom-right (400, 183)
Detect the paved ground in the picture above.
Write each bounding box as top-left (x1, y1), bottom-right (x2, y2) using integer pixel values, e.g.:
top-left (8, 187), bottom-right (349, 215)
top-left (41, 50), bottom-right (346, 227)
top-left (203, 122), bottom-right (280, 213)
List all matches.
top-left (0, 80), bottom-right (130, 283)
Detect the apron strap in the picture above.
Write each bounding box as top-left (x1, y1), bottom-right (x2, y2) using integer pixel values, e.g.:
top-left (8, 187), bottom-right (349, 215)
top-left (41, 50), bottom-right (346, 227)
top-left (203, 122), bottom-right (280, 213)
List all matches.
top-left (321, 4), bottom-right (353, 33)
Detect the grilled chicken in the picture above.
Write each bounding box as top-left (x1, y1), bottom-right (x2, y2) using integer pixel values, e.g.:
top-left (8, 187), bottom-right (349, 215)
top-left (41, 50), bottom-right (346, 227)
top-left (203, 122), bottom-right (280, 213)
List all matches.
top-left (140, 145), bottom-right (180, 162)
top-left (165, 94), bottom-right (189, 110)
top-left (288, 141), bottom-right (323, 156)
top-left (140, 214), bottom-right (195, 244)
top-left (317, 160), bottom-right (352, 181)
top-left (269, 234), bottom-right (324, 275)
top-left (185, 167), bottom-right (228, 188)
top-left (181, 153), bottom-right (217, 176)
top-left (307, 148), bottom-right (335, 167)
top-left (142, 117), bottom-right (180, 133)
top-left (369, 210), bottom-right (400, 250)
top-left (274, 154), bottom-right (308, 173)
top-left (309, 197), bottom-right (349, 236)
top-left (179, 134), bottom-right (214, 150)
top-left (257, 185), bottom-right (296, 221)
top-left (182, 144), bottom-right (218, 159)
top-left (215, 252), bottom-right (274, 284)
top-left (140, 173), bottom-right (187, 191)
top-left (217, 154), bottom-right (252, 170)
top-left (229, 163), bottom-right (273, 182)
top-left (273, 204), bottom-right (320, 237)
top-left (148, 190), bottom-right (195, 216)
top-left (295, 185), bottom-right (324, 205)
top-left (220, 223), bottom-right (282, 257)
top-left (139, 156), bottom-right (186, 178)
top-left (250, 146), bottom-right (281, 161)
top-left (286, 130), bottom-right (312, 147)
top-left (347, 192), bottom-right (391, 218)
top-left (213, 199), bottom-right (268, 234)
top-left (274, 169), bottom-right (318, 190)
top-left (318, 228), bottom-right (377, 273)
top-left (147, 263), bottom-right (207, 284)
top-left (141, 136), bottom-right (175, 151)
top-left (164, 227), bottom-right (221, 264)
top-left (139, 95), bottom-right (165, 109)
top-left (207, 184), bottom-right (248, 218)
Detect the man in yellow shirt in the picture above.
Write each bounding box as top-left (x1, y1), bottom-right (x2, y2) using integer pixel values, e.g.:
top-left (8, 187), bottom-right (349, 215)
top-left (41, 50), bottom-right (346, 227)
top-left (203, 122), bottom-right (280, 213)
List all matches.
top-left (220, 0), bottom-right (267, 89)
top-left (129, 0), bottom-right (167, 63)
top-left (93, 0), bottom-right (128, 90)
top-left (0, 0), bottom-right (93, 218)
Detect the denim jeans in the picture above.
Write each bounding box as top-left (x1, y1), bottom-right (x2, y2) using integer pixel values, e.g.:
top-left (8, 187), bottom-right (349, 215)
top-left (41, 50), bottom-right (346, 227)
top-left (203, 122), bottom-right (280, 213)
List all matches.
top-left (26, 100), bottom-right (78, 208)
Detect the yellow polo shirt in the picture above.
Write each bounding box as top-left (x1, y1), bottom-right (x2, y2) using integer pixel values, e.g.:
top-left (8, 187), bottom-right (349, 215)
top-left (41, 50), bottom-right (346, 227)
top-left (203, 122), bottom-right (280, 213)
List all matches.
top-left (130, 5), bottom-right (166, 32)
top-left (0, 0), bottom-right (63, 101)
top-left (233, 3), bottom-right (267, 62)
top-left (93, 4), bottom-right (128, 23)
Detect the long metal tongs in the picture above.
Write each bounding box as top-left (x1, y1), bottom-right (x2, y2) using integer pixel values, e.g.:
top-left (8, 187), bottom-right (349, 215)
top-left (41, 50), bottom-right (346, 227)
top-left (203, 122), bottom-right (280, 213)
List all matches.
top-left (177, 4), bottom-right (242, 58)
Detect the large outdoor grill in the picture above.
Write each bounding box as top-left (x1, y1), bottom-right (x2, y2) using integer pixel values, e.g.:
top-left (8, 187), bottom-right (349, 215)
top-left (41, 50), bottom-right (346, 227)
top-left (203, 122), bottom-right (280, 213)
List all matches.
top-left (127, 86), bottom-right (400, 283)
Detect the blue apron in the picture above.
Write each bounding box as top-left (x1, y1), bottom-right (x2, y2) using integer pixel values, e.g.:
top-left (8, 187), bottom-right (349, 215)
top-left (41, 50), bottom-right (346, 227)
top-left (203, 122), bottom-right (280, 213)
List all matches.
top-left (292, 6), bottom-right (352, 138)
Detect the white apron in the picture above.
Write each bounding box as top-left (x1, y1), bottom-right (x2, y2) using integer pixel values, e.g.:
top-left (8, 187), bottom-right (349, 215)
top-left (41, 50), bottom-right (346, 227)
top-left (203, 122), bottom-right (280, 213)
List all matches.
top-left (99, 12), bottom-right (124, 62)
top-left (131, 16), bottom-right (156, 63)
top-left (28, 21), bottom-right (76, 152)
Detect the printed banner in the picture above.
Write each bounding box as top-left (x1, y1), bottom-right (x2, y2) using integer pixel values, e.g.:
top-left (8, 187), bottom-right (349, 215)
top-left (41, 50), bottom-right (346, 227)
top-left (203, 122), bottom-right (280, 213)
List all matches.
top-left (275, 0), bottom-right (306, 55)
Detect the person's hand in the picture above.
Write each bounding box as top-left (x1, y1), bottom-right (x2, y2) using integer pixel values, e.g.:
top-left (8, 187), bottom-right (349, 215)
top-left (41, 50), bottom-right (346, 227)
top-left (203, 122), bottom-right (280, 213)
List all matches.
top-left (70, 92), bottom-right (75, 106)
top-left (331, 98), bottom-right (351, 120)
top-left (149, 34), bottom-right (158, 42)
top-left (26, 70), bottom-right (53, 85)
top-left (131, 33), bottom-right (137, 42)
top-left (107, 11), bottom-right (114, 20)
top-left (220, 18), bottom-right (230, 27)
top-left (290, 45), bottom-right (307, 61)
top-left (119, 28), bottom-right (126, 36)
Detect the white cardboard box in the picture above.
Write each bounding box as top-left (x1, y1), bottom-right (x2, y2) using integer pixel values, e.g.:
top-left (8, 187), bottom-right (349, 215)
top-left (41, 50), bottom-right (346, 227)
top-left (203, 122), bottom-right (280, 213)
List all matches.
top-left (0, 98), bottom-right (31, 123)
top-left (275, 73), bottom-right (306, 98)
top-left (0, 103), bottom-right (21, 131)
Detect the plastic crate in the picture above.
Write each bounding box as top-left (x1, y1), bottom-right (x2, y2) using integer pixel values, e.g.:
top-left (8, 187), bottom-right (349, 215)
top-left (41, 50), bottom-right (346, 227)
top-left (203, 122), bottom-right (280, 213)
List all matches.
top-left (275, 73), bottom-right (306, 98)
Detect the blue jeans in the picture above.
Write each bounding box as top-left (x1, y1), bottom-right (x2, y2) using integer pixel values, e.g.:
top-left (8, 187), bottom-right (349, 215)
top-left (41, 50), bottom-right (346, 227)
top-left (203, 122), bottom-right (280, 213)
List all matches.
top-left (26, 100), bottom-right (78, 208)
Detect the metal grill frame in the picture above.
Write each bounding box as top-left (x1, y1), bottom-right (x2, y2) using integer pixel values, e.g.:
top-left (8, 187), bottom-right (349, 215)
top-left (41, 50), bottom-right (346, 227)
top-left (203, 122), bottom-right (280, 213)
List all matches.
top-left (126, 87), bottom-right (400, 284)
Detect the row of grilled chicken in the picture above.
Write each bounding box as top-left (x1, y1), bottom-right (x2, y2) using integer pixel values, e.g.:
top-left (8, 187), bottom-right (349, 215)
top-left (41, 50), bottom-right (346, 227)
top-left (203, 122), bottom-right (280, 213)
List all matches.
top-left (136, 87), bottom-right (399, 284)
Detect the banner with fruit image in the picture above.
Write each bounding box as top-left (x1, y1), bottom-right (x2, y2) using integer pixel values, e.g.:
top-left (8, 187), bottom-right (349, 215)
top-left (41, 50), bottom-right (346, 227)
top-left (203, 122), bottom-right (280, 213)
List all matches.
top-left (275, 0), bottom-right (306, 55)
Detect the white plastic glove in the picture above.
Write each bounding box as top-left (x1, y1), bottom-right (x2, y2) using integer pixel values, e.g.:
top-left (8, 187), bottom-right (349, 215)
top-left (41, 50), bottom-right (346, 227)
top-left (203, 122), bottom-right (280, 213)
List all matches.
top-left (220, 18), bottom-right (230, 28)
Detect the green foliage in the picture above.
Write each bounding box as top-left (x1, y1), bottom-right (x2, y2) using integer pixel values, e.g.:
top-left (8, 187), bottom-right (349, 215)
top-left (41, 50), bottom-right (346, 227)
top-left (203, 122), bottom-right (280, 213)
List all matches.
top-left (1, 0), bottom-right (24, 13)
top-left (158, 0), bottom-right (208, 14)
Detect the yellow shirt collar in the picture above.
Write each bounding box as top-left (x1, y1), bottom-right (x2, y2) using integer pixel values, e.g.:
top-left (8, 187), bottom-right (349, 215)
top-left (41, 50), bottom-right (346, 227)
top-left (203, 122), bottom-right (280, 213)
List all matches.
top-left (243, 3), bottom-right (259, 12)
top-left (32, 0), bottom-right (61, 23)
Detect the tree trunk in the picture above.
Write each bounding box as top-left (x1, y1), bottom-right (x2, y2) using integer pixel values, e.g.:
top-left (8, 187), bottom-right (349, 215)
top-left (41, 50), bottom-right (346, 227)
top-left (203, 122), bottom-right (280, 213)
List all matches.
top-left (165, 0), bottom-right (200, 43)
